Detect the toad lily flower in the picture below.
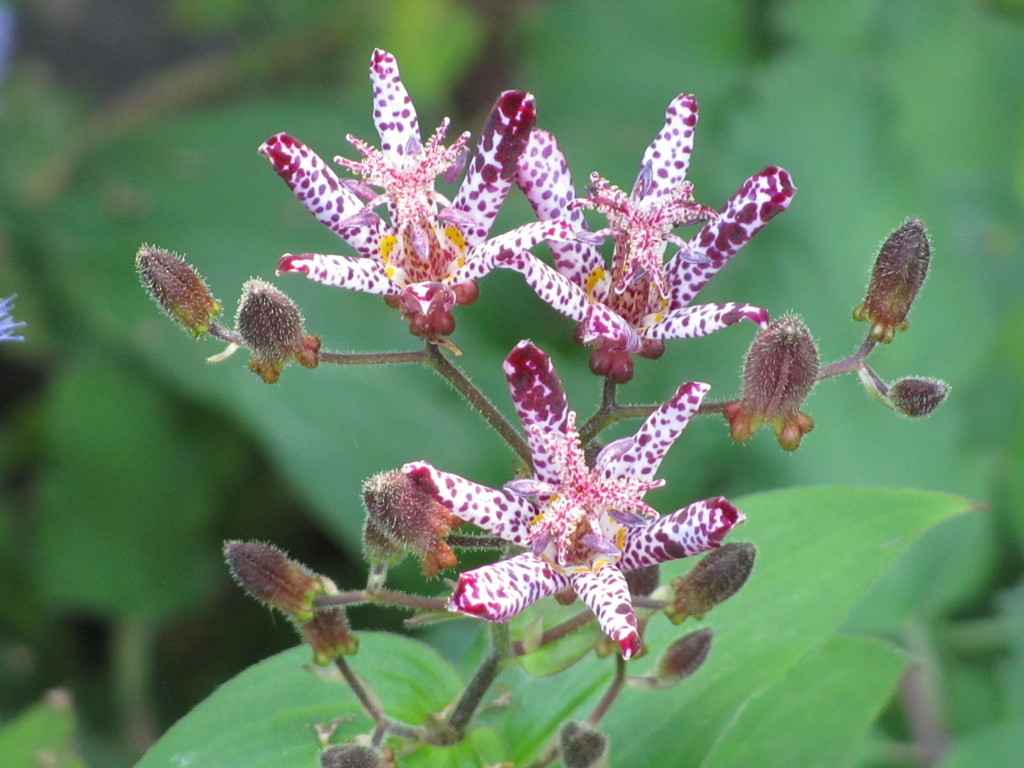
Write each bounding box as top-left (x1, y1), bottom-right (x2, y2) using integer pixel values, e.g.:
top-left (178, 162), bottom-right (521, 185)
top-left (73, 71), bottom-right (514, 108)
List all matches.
top-left (402, 340), bottom-right (744, 659)
top-left (505, 94), bottom-right (796, 382)
top-left (261, 48), bottom-right (572, 344)
top-left (1, 294), bottom-right (25, 342)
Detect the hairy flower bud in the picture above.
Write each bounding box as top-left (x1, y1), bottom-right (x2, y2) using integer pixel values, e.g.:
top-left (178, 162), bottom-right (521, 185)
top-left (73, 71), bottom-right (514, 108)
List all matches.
top-left (136, 244), bottom-right (221, 336)
top-left (724, 315), bottom-right (818, 450)
top-left (654, 628), bottom-right (714, 688)
top-left (665, 542), bottom-right (756, 624)
top-left (854, 219), bottom-right (931, 343)
top-left (320, 743), bottom-right (382, 768)
top-left (224, 541), bottom-right (357, 662)
top-left (888, 376), bottom-right (950, 418)
top-left (362, 470), bottom-right (463, 577)
top-left (560, 722), bottom-right (608, 768)
top-left (235, 279), bottom-right (320, 383)
top-left (624, 564), bottom-right (661, 598)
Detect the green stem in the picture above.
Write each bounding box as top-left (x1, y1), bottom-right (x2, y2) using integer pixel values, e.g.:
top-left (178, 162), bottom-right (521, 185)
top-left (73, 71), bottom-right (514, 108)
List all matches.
top-left (424, 344), bottom-right (532, 466)
top-left (818, 336), bottom-right (878, 380)
top-left (111, 616), bottom-right (157, 756)
top-left (446, 623), bottom-right (511, 739)
top-left (334, 656), bottom-right (427, 743)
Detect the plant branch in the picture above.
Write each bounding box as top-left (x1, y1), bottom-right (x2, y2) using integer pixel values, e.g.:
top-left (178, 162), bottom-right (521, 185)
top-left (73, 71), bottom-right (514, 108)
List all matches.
top-left (424, 344), bottom-right (532, 466)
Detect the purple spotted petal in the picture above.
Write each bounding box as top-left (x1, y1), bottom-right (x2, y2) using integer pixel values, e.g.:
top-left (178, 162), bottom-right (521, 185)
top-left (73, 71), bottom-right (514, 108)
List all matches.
top-left (579, 302), bottom-right (641, 351)
top-left (634, 93), bottom-right (698, 203)
top-left (503, 341), bottom-right (569, 485)
top-left (461, 219), bottom-right (577, 282)
top-left (276, 252), bottom-right (398, 296)
top-left (618, 496), bottom-right (745, 572)
top-left (453, 91), bottom-right (536, 247)
top-left (369, 48), bottom-right (420, 156)
top-left (569, 567), bottom-right (641, 659)
top-left (449, 553), bottom-right (568, 622)
top-left (402, 461), bottom-right (534, 545)
top-left (601, 381), bottom-right (710, 481)
top-left (493, 250), bottom-right (590, 322)
top-left (669, 166), bottom-right (796, 307)
top-left (516, 129), bottom-right (604, 286)
top-left (641, 302), bottom-right (770, 341)
top-left (259, 133), bottom-right (387, 260)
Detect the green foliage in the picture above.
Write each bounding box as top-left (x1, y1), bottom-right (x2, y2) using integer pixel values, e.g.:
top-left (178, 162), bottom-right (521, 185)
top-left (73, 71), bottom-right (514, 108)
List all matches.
top-left (135, 487), bottom-right (970, 767)
top-left (1, 0), bottom-right (1022, 765)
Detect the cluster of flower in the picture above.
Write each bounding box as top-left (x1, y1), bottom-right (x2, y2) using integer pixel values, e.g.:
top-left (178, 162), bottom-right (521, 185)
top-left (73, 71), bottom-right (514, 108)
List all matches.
top-left (138, 47), bottom-right (947, 766)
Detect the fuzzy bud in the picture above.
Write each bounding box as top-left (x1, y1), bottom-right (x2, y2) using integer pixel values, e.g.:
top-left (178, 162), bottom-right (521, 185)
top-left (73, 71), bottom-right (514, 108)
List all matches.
top-left (724, 315), bottom-right (818, 450)
top-left (560, 722), bottom-right (608, 768)
top-left (653, 628), bottom-right (713, 688)
top-left (362, 471), bottom-right (463, 577)
top-left (624, 564), bottom-right (661, 598)
top-left (665, 542), bottom-right (756, 624)
top-left (136, 244), bottom-right (221, 336)
top-left (854, 219), bottom-right (931, 343)
top-left (888, 376), bottom-right (950, 418)
top-left (235, 279), bottom-right (320, 383)
top-left (224, 541), bottom-right (357, 662)
top-left (320, 743), bottom-right (381, 768)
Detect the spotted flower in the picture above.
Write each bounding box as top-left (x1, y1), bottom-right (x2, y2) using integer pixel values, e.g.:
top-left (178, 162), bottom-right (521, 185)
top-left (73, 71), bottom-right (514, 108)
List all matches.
top-left (402, 340), bottom-right (743, 658)
top-left (503, 94), bottom-right (796, 382)
top-left (1, 294), bottom-right (25, 342)
top-left (261, 49), bottom-right (572, 343)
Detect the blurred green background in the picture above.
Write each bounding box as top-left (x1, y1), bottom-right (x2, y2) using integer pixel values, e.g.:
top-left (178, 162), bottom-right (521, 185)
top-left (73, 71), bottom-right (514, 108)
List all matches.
top-left (1, 0), bottom-right (1023, 765)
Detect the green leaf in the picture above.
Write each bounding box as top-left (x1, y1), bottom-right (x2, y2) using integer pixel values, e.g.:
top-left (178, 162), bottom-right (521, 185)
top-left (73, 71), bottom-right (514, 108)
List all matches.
top-left (0, 691), bottom-right (86, 768)
top-left (134, 633), bottom-right (471, 768)
top-left (137, 487), bottom-right (970, 768)
top-left (701, 634), bottom-right (908, 768)
top-left (584, 486), bottom-right (973, 768)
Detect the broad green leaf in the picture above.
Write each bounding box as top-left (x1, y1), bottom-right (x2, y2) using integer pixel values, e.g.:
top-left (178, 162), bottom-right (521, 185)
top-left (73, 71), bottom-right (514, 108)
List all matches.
top-left (701, 634), bottom-right (908, 768)
top-left (137, 487), bottom-right (970, 768)
top-left (0, 691), bottom-right (86, 768)
top-left (134, 632), bottom-right (473, 768)
top-left (580, 487), bottom-right (972, 767)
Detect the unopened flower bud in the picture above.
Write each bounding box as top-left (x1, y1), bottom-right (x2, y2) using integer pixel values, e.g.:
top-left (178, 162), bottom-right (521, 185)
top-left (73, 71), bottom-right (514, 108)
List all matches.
top-left (665, 542), bottom-right (756, 624)
top-left (224, 540), bottom-right (324, 621)
top-left (560, 722), bottom-right (608, 768)
top-left (723, 315), bottom-right (818, 450)
top-left (652, 628), bottom-right (713, 688)
top-left (224, 541), bottom-right (358, 662)
top-left (857, 365), bottom-right (950, 419)
top-left (854, 219), bottom-right (931, 343)
top-left (301, 604), bottom-right (359, 664)
top-left (888, 376), bottom-right (950, 418)
top-left (235, 279), bottom-right (320, 383)
top-left (624, 564), bottom-right (660, 598)
top-left (320, 743), bottom-right (381, 768)
top-left (136, 244), bottom-right (221, 336)
top-left (363, 471), bottom-right (463, 577)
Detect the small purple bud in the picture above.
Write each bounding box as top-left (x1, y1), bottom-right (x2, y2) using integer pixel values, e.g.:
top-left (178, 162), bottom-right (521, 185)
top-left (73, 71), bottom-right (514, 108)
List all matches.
top-left (235, 279), bottom-right (319, 383)
top-left (136, 244), bottom-right (221, 337)
top-left (624, 564), bottom-right (660, 597)
top-left (559, 722), bottom-right (608, 768)
top-left (724, 315), bottom-right (818, 450)
top-left (363, 470), bottom-right (463, 577)
top-left (320, 743), bottom-right (381, 768)
top-left (654, 627), bottom-right (713, 687)
top-left (888, 376), bottom-right (950, 418)
top-left (854, 218), bottom-right (931, 343)
top-left (665, 542), bottom-right (756, 624)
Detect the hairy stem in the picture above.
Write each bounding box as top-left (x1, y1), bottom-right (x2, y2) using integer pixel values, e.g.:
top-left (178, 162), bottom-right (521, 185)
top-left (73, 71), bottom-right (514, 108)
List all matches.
top-left (447, 623), bottom-right (511, 737)
top-left (586, 654), bottom-right (627, 726)
top-left (424, 344), bottom-right (532, 466)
